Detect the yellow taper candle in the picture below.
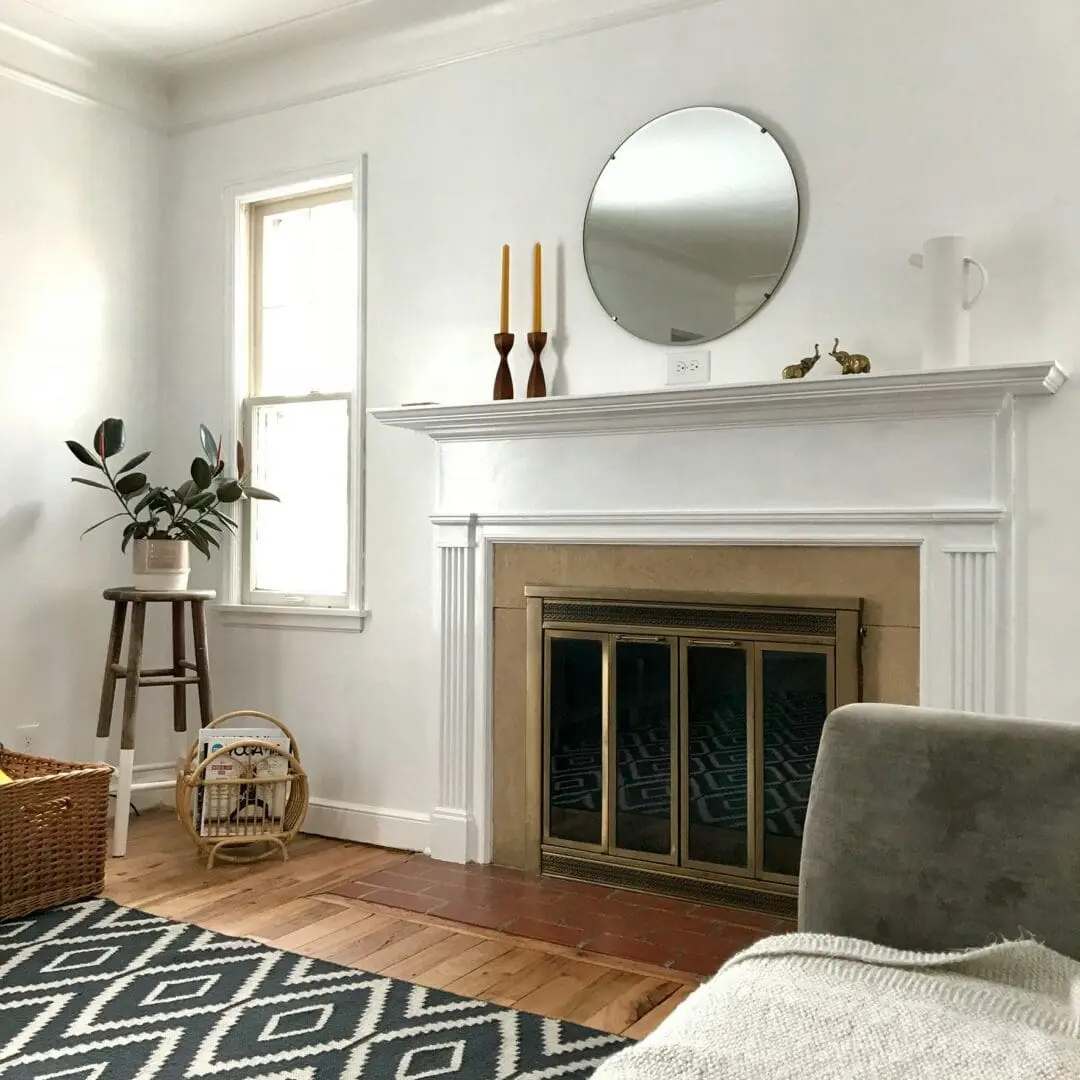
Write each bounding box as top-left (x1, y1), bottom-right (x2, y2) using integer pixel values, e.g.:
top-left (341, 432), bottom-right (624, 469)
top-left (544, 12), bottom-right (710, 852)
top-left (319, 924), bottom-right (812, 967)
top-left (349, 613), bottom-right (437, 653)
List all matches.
top-left (500, 244), bottom-right (510, 334)
top-left (533, 243), bottom-right (543, 333)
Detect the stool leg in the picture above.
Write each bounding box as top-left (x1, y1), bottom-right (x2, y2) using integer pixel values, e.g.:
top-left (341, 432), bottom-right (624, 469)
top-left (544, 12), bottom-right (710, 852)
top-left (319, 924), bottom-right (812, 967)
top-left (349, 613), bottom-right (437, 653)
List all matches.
top-left (114, 600), bottom-right (146, 858)
top-left (171, 600), bottom-right (188, 734)
top-left (191, 599), bottom-right (214, 727)
top-left (95, 600), bottom-right (128, 763)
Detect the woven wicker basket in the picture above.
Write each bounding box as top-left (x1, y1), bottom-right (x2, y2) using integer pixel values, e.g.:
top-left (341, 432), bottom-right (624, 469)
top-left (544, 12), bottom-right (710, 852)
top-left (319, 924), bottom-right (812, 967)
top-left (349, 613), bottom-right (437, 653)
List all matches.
top-left (0, 748), bottom-right (112, 921)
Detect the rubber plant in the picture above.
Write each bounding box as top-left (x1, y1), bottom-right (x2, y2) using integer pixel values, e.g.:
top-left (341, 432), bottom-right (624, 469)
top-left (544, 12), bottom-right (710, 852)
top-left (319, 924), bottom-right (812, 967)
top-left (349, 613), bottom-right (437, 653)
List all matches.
top-left (66, 418), bottom-right (278, 557)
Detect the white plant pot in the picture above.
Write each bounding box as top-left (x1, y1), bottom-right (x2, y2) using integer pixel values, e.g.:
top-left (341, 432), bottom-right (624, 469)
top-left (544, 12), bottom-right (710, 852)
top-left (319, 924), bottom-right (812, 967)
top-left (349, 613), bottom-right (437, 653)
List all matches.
top-left (132, 538), bottom-right (191, 592)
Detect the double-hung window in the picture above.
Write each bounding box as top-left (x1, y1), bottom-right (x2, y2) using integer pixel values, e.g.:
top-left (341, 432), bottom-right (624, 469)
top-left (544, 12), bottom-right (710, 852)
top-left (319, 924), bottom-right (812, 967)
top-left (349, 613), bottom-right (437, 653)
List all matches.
top-left (231, 181), bottom-right (362, 625)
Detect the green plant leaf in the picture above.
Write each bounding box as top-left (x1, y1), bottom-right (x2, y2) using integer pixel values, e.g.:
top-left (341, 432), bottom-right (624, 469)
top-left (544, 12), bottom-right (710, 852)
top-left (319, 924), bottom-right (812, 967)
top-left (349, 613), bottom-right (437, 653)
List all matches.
top-left (244, 486), bottom-right (280, 502)
top-left (133, 521), bottom-right (153, 540)
top-left (117, 450), bottom-right (151, 474)
top-left (148, 491), bottom-right (174, 515)
top-left (71, 477), bottom-right (110, 491)
top-left (80, 512), bottom-right (128, 538)
top-left (190, 456), bottom-right (213, 491)
top-left (212, 510), bottom-right (238, 532)
top-left (66, 440), bottom-right (103, 470)
top-left (132, 490), bottom-right (154, 516)
top-left (236, 440), bottom-right (246, 480)
top-left (93, 418), bottom-right (126, 459)
top-left (115, 472), bottom-right (147, 497)
top-left (174, 480), bottom-right (196, 503)
top-left (217, 480), bottom-right (244, 503)
top-left (121, 522), bottom-right (136, 554)
top-left (187, 491), bottom-right (216, 510)
top-left (189, 524), bottom-right (219, 549)
top-left (199, 424), bottom-right (218, 465)
top-left (179, 523), bottom-right (211, 558)
top-left (202, 519), bottom-right (222, 532)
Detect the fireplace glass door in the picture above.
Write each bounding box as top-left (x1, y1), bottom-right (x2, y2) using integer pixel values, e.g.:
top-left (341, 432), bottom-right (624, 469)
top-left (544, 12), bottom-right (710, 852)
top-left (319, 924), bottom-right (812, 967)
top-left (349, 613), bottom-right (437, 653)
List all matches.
top-left (611, 637), bottom-right (677, 861)
top-left (537, 592), bottom-right (857, 899)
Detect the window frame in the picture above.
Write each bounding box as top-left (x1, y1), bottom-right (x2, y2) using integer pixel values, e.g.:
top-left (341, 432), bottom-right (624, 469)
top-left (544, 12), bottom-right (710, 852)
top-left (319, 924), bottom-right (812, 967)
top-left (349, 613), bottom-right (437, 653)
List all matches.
top-left (217, 161), bottom-right (367, 633)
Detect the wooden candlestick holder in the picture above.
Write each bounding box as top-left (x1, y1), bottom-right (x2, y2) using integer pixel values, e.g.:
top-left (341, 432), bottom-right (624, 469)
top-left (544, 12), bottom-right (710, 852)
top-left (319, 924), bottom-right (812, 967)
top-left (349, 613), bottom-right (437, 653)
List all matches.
top-left (527, 332), bottom-right (548, 398)
top-left (493, 332), bottom-right (514, 400)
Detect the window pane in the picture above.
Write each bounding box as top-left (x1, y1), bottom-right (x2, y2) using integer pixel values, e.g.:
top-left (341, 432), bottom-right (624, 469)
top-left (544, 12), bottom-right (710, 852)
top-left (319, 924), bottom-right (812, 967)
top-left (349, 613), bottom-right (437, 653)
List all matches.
top-left (249, 398), bottom-right (349, 598)
top-left (258, 197), bottom-right (356, 396)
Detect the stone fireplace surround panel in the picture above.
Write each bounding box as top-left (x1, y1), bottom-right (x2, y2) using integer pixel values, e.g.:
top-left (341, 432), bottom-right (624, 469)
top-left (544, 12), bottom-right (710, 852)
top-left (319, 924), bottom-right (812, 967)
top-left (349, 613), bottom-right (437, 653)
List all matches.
top-left (491, 543), bottom-right (920, 870)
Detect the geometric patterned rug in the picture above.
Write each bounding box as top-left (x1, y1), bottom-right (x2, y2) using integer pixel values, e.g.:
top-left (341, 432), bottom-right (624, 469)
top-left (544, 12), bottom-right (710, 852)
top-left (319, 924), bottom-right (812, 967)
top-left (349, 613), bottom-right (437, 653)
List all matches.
top-left (0, 900), bottom-right (629, 1079)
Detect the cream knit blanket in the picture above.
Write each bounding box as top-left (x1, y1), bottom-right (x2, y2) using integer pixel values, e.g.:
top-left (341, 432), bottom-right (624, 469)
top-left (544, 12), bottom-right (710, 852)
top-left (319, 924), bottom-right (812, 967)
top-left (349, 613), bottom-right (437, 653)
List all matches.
top-left (592, 934), bottom-right (1080, 1079)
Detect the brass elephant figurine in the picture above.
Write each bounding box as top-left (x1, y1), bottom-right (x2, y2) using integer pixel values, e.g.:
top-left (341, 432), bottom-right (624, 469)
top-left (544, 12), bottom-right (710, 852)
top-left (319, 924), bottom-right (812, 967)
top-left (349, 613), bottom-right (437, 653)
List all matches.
top-left (782, 344), bottom-right (820, 380)
top-left (830, 337), bottom-right (871, 375)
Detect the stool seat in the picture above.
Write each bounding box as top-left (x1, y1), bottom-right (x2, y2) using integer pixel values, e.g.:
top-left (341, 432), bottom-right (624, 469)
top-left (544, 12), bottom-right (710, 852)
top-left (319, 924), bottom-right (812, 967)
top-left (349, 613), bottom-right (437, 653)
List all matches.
top-left (104, 588), bottom-right (217, 602)
top-left (96, 588), bottom-right (216, 857)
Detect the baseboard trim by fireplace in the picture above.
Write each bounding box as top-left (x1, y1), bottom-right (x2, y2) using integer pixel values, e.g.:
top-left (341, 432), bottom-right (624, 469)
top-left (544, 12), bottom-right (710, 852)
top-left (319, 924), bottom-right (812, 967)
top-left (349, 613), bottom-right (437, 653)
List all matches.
top-left (541, 850), bottom-right (799, 920)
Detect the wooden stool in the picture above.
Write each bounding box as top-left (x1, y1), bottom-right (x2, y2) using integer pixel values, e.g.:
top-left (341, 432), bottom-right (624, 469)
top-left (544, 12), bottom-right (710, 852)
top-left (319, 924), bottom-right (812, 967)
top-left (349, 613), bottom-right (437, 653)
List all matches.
top-left (95, 588), bottom-right (216, 857)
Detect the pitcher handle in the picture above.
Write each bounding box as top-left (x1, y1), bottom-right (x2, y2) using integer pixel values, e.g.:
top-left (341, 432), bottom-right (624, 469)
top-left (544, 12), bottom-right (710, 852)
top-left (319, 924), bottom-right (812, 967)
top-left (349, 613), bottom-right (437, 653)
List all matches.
top-left (963, 257), bottom-right (988, 310)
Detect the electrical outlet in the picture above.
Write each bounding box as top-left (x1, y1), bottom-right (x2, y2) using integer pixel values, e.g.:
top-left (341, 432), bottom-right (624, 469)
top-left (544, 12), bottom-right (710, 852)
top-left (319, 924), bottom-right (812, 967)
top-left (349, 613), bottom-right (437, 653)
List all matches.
top-left (16, 723), bottom-right (39, 754)
top-left (666, 350), bottom-right (711, 385)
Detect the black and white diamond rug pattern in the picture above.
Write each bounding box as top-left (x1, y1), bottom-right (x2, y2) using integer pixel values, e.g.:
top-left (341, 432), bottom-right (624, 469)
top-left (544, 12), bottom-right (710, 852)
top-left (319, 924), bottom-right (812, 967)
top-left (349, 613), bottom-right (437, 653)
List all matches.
top-left (0, 900), bottom-right (627, 1080)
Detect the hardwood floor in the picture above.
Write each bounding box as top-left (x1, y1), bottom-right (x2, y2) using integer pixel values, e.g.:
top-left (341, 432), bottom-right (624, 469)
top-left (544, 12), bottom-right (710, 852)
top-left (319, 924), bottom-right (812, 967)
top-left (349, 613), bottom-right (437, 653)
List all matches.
top-left (104, 812), bottom-right (697, 1038)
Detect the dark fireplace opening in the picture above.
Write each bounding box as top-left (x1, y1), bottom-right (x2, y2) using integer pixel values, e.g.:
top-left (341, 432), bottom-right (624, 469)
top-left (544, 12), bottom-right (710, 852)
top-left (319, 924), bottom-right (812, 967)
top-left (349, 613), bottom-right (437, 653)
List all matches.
top-left (530, 587), bottom-right (861, 910)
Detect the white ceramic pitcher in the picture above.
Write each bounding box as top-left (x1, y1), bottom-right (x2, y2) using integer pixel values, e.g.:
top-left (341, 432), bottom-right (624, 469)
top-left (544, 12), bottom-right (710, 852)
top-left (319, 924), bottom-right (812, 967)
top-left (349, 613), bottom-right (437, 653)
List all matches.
top-left (909, 236), bottom-right (988, 368)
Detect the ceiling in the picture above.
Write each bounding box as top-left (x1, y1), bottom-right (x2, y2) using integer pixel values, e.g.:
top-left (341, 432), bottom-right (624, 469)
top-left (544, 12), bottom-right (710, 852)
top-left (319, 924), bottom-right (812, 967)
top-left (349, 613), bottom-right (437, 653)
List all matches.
top-left (0, 0), bottom-right (507, 65)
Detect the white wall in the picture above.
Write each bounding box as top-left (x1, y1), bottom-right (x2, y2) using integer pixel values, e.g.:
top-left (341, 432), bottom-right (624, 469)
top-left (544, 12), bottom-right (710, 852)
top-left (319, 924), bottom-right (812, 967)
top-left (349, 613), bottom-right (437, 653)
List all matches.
top-left (162, 0), bottom-right (1080, 839)
top-left (0, 74), bottom-right (165, 763)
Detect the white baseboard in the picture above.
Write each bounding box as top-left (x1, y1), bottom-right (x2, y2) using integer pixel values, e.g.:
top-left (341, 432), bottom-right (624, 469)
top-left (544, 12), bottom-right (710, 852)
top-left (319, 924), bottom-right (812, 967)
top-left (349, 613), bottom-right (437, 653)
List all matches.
top-left (304, 798), bottom-right (431, 853)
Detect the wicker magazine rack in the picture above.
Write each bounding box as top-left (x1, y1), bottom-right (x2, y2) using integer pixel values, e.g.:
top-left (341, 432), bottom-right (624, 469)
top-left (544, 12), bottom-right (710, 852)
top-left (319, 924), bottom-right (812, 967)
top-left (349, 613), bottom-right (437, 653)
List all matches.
top-left (176, 711), bottom-right (309, 869)
top-left (0, 747), bottom-right (112, 921)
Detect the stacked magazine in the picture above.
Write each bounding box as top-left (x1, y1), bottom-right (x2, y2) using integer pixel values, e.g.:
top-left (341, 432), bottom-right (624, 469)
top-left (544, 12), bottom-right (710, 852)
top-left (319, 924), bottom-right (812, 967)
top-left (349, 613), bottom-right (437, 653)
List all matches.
top-left (193, 726), bottom-right (292, 838)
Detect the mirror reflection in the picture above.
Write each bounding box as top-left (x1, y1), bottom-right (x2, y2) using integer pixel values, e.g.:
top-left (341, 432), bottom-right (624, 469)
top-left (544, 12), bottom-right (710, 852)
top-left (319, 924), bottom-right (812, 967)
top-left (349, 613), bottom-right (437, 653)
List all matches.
top-left (583, 107), bottom-right (799, 346)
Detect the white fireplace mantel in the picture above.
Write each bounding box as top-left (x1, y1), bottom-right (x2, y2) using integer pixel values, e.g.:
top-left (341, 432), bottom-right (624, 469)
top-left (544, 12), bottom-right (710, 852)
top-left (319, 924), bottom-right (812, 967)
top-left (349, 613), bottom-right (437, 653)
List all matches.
top-left (371, 361), bottom-right (1068, 865)
top-left (371, 361), bottom-right (1066, 441)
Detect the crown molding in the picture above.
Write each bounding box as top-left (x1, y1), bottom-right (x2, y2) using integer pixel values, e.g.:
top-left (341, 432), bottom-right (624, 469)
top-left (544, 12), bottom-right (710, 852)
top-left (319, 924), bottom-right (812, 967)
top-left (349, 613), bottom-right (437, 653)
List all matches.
top-left (370, 361), bottom-right (1068, 442)
top-left (0, 15), bottom-right (166, 127)
top-left (167, 0), bottom-right (722, 133)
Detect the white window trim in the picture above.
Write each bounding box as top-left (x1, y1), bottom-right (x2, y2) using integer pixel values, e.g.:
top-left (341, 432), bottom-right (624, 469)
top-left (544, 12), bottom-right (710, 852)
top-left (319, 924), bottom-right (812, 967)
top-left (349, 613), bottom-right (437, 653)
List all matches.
top-left (216, 158), bottom-right (369, 633)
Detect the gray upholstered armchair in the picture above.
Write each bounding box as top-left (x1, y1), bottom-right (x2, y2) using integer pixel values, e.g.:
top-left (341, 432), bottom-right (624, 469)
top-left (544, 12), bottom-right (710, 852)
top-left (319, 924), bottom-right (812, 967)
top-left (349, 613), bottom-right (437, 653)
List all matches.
top-left (799, 702), bottom-right (1080, 958)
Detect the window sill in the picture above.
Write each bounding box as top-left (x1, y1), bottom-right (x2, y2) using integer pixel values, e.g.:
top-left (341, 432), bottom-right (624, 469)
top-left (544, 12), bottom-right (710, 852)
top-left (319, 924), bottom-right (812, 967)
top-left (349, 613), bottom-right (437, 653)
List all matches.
top-left (214, 604), bottom-right (370, 633)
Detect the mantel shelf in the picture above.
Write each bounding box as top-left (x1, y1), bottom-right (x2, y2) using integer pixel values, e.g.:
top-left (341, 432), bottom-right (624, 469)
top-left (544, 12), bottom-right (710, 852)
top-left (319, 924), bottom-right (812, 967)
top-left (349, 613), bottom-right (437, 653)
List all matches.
top-left (369, 361), bottom-right (1067, 442)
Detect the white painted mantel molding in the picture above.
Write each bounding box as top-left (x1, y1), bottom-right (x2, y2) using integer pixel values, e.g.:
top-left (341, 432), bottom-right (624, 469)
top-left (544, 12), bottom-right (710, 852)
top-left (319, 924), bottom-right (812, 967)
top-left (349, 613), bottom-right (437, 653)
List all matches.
top-left (372, 361), bottom-right (1068, 864)
top-left (369, 361), bottom-right (1066, 441)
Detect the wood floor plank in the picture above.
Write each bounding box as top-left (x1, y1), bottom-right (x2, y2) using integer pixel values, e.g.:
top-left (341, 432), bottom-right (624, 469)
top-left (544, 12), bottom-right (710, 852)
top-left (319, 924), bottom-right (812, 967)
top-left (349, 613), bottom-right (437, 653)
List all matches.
top-left (333, 917), bottom-right (429, 967)
top-left (584, 977), bottom-right (681, 1035)
top-left (621, 984), bottom-right (695, 1039)
top-left (363, 926), bottom-right (456, 974)
top-left (407, 938), bottom-right (516, 990)
top-left (480, 952), bottom-right (573, 1007)
top-left (288, 913), bottom-right (399, 964)
top-left (103, 811), bottom-right (702, 1042)
top-left (562, 969), bottom-right (644, 1025)
top-left (269, 904), bottom-right (383, 952)
top-left (442, 946), bottom-right (542, 999)
top-left (379, 931), bottom-right (487, 982)
top-left (512, 960), bottom-right (611, 1018)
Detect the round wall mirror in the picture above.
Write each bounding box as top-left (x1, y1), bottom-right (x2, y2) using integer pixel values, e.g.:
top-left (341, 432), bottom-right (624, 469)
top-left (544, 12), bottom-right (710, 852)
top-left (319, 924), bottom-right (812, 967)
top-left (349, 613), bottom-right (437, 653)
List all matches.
top-left (583, 107), bottom-right (799, 346)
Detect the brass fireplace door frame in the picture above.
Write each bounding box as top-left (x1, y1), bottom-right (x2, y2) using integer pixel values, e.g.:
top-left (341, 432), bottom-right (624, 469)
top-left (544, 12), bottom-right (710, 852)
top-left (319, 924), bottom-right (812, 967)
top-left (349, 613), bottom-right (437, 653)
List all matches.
top-left (523, 586), bottom-right (862, 896)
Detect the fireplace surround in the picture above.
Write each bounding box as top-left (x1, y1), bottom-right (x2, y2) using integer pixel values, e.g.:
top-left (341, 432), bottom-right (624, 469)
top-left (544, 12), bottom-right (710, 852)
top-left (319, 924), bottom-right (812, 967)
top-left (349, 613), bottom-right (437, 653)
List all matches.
top-left (371, 361), bottom-right (1067, 864)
